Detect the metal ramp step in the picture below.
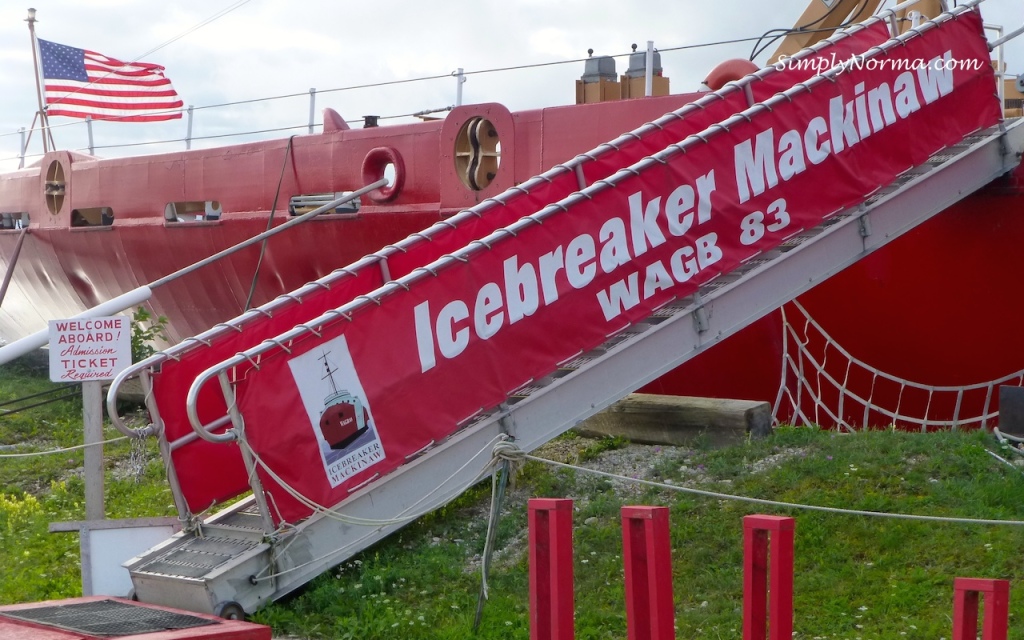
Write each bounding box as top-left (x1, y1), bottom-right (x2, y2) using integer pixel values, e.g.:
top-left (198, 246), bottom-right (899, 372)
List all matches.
top-left (134, 536), bottom-right (259, 581)
top-left (203, 502), bottom-right (269, 534)
top-left (126, 498), bottom-right (272, 613)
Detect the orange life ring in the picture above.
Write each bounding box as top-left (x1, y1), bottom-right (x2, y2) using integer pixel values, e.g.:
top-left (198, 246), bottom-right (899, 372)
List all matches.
top-left (703, 58), bottom-right (760, 91)
top-left (361, 146), bottom-right (405, 203)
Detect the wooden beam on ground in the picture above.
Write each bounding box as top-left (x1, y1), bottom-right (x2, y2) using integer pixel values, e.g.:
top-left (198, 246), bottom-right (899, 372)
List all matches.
top-left (574, 393), bottom-right (772, 447)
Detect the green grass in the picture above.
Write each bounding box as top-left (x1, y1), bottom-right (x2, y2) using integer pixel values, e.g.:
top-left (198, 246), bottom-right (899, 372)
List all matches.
top-left (4, 356), bottom-right (1024, 638)
top-left (0, 355), bottom-right (174, 602)
top-left (251, 428), bottom-right (1024, 640)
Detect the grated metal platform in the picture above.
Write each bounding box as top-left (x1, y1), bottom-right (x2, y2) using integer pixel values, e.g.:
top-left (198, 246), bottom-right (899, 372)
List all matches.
top-left (0, 596), bottom-right (271, 640)
top-left (0, 599), bottom-right (212, 636)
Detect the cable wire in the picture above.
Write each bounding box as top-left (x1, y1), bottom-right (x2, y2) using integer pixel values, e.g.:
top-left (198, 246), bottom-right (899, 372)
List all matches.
top-left (517, 452), bottom-right (1024, 527)
top-left (243, 135), bottom-right (296, 311)
top-left (0, 30), bottom-right (779, 150)
top-left (0, 435), bottom-right (128, 458)
top-left (0, 383), bottom-right (77, 408)
top-left (749, 0), bottom-right (877, 61)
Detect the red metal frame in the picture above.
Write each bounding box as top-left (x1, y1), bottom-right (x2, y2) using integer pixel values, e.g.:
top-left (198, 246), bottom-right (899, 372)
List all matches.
top-left (0, 596), bottom-right (271, 640)
top-left (528, 498), bottom-right (575, 640)
top-left (743, 515), bottom-right (795, 640)
top-left (621, 506), bottom-right (675, 640)
top-left (952, 577), bottom-right (1010, 640)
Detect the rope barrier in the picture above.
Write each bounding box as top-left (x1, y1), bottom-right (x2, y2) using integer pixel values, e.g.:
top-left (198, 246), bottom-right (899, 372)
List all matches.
top-left (0, 389), bottom-right (81, 417)
top-left (0, 435), bottom-right (128, 458)
top-left (773, 301), bottom-right (1024, 431)
top-left (0, 383), bottom-right (77, 409)
top-left (242, 429), bottom-right (1024, 588)
top-left (515, 451), bottom-right (1024, 527)
top-left (238, 432), bottom-right (509, 583)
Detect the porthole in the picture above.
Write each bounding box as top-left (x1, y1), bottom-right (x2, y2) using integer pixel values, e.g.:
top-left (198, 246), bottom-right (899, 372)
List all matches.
top-left (361, 147), bottom-right (405, 203)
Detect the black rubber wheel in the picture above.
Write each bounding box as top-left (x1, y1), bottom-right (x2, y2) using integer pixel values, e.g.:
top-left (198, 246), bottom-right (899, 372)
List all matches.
top-left (215, 601), bottom-right (245, 620)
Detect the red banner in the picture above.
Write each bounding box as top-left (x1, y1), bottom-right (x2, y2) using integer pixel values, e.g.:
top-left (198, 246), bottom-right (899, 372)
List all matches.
top-left (147, 14), bottom-right (938, 515)
top-left (216, 9), bottom-right (1000, 524)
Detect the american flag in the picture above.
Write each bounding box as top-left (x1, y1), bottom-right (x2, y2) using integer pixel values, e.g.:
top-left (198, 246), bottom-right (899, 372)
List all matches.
top-left (38, 39), bottom-right (183, 122)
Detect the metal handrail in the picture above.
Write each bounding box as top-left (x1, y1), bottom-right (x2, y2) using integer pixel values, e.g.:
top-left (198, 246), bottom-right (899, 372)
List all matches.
top-left (183, 0), bottom-right (983, 444)
top-left (989, 23), bottom-right (1024, 50)
top-left (0, 286), bottom-right (153, 367)
top-left (105, 181), bottom-right (385, 439)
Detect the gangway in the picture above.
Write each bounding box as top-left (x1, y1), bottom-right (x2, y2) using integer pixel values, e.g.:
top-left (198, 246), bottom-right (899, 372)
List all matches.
top-left (106, 1), bottom-right (891, 541)
top-left (106, 3), bottom-right (1022, 616)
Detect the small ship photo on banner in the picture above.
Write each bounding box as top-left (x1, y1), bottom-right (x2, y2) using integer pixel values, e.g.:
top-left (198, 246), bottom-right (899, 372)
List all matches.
top-left (287, 335), bottom-right (385, 488)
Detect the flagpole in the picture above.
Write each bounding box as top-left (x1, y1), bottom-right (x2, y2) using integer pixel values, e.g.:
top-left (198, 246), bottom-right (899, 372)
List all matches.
top-left (26, 7), bottom-right (50, 154)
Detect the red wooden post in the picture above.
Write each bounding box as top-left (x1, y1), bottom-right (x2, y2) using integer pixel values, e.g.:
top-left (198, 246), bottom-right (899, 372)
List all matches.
top-left (529, 498), bottom-right (575, 640)
top-left (743, 515), bottom-right (795, 640)
top-left (621, 506), bottom-right (675, 640)
top-left (952, 578), bottom-right (1009, 640)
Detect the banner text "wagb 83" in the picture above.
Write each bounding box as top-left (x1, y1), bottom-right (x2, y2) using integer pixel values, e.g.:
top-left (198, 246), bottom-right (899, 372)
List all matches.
top-left (414, 169), bottom-right (722, 373)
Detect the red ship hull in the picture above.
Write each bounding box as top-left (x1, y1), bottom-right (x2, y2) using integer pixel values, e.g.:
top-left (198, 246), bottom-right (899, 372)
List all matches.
top-left (1, 93), bottom-right (1022, 429)
top-left (643, 171), bottom-right (1024, 427)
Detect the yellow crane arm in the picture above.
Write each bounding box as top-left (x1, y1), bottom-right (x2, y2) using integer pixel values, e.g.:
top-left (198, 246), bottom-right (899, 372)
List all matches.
top-left (768, 0), bottom-right (949, 64)
top-left (768, 0), bottom-right (883, 64)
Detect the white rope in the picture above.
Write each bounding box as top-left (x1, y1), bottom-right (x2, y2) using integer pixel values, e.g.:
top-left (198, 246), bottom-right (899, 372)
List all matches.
top-left (237, 433), bottom-right (510, 583)
top-left (0, 435), bottom-right (128, 458)
top-left (775, 301), bottom-right (1024, 430)
top-left (246, 434), bottom-right (504, 527)
top-left (523, 453), bottom-right (1024, 526)
top-left (994, 427), bottom-right (1024, 445)
top-left (479, 440), bottom-right (526, 599)
top-left (985, 449), bottom-right (1024, 475)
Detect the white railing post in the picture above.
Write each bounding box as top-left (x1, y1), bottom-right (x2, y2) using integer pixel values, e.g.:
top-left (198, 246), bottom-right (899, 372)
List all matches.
top-left (83, 380), bottom-right (104, 521)
top-left (645, 40), bottom-right (654, 97)
top-left (308, 88), bottom-right (316, 134)
top-left (185, 105), bottom-right (194, 150)
top-left (986, 24), bottom-right (1006, 108)
top-left (455, 67), bottom-right (466, 106)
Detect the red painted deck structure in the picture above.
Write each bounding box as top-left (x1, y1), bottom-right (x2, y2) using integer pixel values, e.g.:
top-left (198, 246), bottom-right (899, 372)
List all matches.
top-left (0, 596), bottom-right (270, 640)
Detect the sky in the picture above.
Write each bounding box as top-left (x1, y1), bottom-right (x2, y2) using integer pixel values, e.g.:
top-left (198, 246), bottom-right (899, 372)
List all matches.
top-left (0, 0), bottom-right (1020, 172)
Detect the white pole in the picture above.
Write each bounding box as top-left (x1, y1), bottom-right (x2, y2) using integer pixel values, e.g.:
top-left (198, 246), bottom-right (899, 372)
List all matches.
top-left (1, 184), bottom-right (377, 368)
top-left (83, 380), bottom-right (104, 521)
top-left (998, 28), bottom-right (1005, 109)
top-left (86, 116), bottom-right (94, 155)
top-left (645, 40), bottom-right (654, 97)
top-left (26, 8), bottom-right (50, 154)
top-left (185, 105), bottom-right (194, 150)
top-left (308, 88), bottom-right (316, 134)
top-left (18, 127), bottom-right (25, 169)
top-left (986, 24), bottom-right (1005, 108)
top-left (0, 286), bottom-right (152, 366)
top-left (455, 68), bottom-right (465, 106)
